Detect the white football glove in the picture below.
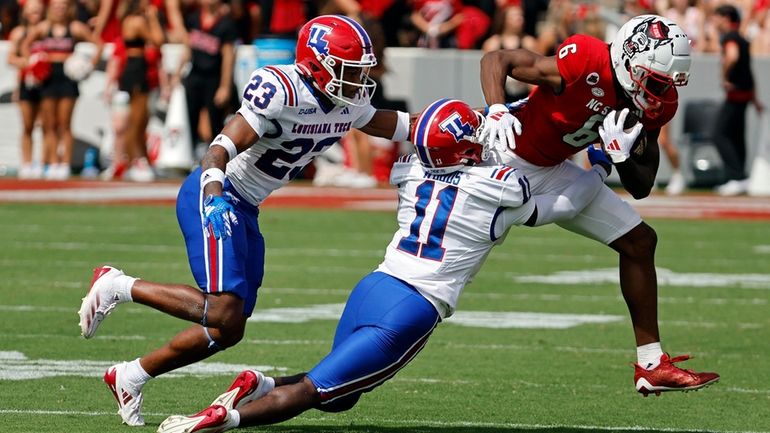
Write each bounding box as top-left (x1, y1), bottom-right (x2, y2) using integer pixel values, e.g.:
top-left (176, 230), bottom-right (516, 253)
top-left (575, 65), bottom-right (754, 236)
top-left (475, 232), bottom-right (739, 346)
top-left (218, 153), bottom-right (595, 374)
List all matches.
top-left (478, 103), bottom-right (522, 151)
top-left (598, 108), bottom-right (643, 164)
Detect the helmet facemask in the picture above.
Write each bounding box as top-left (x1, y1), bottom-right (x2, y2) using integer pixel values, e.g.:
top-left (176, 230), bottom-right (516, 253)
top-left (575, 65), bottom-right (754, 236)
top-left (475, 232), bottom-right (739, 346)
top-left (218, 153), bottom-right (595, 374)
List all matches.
top-left (626, 64), bottom-right (686, 118)
top-left (319, 52), bottom-right (377, 106)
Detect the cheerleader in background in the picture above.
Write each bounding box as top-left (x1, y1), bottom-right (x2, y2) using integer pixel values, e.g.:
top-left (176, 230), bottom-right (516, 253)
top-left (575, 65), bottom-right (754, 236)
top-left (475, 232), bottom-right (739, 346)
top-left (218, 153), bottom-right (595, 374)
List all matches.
top-left (117, 0), bottom-right (165, 182)
top-left (22, 0), bottom-right (102, 180)
top-left (7, 0), bottom-right (46, 179)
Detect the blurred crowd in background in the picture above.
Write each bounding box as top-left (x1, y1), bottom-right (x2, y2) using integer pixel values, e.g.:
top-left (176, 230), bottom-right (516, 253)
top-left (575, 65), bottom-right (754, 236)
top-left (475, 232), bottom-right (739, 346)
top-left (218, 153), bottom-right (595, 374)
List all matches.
top-left (4, 0), bottom-right (770, 53)
top-left (3, 0), bottom-right (768, 194)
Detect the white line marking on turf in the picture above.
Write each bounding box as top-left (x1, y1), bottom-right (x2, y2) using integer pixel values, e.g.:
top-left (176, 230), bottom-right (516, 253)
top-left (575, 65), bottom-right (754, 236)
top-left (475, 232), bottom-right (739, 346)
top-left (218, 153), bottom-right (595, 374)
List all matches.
top-left (514, 267), bottom-right (770, 289)
top-left (14, 333), bottom-right (148, 341)
top-left (7, 240), bottom-right (178, 253)
top-left (0, 351), bottom-right (287, 381)
top-left (2, 303), bottom-right (765, 329)
top-left (310, 416), bottom-right (770, 433)
top-left (0, 185), bottom-right (182, 202)
top-left (246, 303), bottom-right (625, 329)
top-left (7, 280), bottom-right (768, 307)
top-left (0, 409), bottom-right (766, 433)
top-left (754, 245), bottom-right (770, 254)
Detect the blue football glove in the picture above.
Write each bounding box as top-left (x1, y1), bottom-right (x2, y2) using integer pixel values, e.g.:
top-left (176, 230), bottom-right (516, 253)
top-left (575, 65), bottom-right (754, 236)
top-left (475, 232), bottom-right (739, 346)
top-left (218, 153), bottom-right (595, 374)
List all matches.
top-left (203, 194), bottom-right (238, 240)
top-left (586, 145), bottom-right (612, 177)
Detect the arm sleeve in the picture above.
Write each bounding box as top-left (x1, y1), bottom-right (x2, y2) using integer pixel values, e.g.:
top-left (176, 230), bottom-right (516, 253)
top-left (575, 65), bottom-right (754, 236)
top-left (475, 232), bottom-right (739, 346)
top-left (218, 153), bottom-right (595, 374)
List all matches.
top-left (236, 68), bottom-right (287, 136)
top-left (352, 104), bottom-right (377, 129)
top-left (493, 200), bottom-right (537, 240)
top-left (529, 166), bottom-right (606, 226)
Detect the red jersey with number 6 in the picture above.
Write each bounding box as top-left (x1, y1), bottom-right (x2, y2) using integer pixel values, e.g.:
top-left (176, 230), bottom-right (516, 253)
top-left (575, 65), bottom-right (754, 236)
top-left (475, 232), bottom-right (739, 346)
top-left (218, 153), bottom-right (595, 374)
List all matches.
top-left (512, 34), bottom-right (677, 167)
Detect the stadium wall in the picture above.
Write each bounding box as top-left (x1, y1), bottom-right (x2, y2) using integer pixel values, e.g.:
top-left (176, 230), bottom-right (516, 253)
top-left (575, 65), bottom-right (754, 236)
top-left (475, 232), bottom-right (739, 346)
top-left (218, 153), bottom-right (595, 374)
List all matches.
top-left (0, 42), bottom-right (767, 185)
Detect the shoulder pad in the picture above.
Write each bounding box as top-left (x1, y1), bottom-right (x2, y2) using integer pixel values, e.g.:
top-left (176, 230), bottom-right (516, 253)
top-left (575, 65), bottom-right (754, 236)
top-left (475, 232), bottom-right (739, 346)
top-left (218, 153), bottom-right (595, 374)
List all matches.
top-left (390, 154), bottom-right (421, 186)
top-left (557, 35), bottom-right (606, 86)
top-left (240, 66), bottom-right (296, 119)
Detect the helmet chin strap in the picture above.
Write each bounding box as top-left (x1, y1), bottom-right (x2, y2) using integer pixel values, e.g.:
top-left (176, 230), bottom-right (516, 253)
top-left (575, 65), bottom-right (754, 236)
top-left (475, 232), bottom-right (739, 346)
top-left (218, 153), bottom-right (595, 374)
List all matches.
top-left (632, 91), bottom-right (662, 118)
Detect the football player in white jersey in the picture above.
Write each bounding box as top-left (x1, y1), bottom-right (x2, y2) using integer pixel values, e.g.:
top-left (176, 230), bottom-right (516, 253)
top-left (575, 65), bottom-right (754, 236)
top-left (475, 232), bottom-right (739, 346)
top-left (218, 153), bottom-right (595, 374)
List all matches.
top-left (156, 98), bottom-right (614, 433)
top-left (77, 15), bottom-right (416, 426)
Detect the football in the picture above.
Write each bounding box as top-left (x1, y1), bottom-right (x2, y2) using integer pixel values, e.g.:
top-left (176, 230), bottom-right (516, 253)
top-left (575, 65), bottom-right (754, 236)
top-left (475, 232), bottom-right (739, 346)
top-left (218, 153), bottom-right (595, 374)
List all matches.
top-left (624, 109), bottom-right (648, 156)
top-left (623, 109), bottom-right (641, 130)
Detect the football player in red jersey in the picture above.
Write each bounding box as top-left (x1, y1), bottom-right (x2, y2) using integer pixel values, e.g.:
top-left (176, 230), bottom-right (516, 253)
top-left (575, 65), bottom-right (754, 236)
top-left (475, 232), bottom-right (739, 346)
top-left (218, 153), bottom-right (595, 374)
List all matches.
top-left (479, 14), bottom-right (720, 396)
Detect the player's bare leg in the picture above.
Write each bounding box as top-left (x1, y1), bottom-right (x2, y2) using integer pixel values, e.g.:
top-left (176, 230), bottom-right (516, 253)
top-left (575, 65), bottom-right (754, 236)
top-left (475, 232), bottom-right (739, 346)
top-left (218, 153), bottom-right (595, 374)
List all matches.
top-left (610, 222), bottom-right (719, 395)
top-left (236, 377), bottom-right (319, 425)
top-left (609, 222), bottom-right (660, 346)
top-left (130, 280), bottom-right (244, 327)
top-left (274, 373), bottom-right (307, 387)
top-left (158, 378), bottom-right (320, 432)
top-left (80, 268), bottom-right (249, 425)
top-left (113, 279), bottom-right (248, 376)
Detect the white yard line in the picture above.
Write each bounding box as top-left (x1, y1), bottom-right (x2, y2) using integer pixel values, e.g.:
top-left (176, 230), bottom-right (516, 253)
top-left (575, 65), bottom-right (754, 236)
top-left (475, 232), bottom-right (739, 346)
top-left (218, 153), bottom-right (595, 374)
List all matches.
top-left (313, 416), bottom-right (770, 433)
top-left (2, 333), bottom-right (762, 361)
top-left (0, 409), bottom-right (766, 433)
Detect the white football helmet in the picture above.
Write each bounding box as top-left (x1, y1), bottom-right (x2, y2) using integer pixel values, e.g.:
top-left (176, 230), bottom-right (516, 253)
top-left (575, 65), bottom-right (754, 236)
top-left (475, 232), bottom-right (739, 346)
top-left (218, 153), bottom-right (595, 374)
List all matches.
top-left (610, 15), bottom-right (691, 118)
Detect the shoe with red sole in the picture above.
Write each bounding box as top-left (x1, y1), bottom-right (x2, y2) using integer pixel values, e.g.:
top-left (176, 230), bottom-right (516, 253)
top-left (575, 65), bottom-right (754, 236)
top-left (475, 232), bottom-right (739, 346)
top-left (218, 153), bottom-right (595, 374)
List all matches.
top-left (634, 353), bottom-right (720, 396)
top-left (210, 370), bottom-right (270, 410)
top-left (157, 405), bottom-right (232, 433)
top-left (104, 363), bottom-right (145, 426)
top-left (78, 266), bottom-right (128, 338)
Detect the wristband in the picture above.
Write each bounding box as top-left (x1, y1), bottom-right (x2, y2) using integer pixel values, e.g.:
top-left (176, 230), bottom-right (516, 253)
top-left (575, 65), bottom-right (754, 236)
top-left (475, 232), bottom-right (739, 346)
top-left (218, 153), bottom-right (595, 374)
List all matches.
top-left (210, 134), bottom-right (237, 160)
top-left (392, 111), bottom-right (410, 142)
top-left (200, 167), bottom-right (226, 189)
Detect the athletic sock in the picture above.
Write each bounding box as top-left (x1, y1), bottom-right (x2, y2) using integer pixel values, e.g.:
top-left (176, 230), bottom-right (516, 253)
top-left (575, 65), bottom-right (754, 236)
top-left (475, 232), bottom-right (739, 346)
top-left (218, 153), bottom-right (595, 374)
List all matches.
top-left (114, 275), bottom-right (137, 303)
top-left (262, 376), bottom-right (276, 396)
top-left (637, 342), bottom-right (663, 370)
top-left (227, 410), bottom-right (240, 428)
top-left (125, 358), bottom-right (152, 388)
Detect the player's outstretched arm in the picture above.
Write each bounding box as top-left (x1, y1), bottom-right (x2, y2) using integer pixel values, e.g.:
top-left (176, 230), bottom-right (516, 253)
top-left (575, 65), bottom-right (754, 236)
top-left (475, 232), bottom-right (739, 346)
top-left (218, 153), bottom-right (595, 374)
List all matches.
top-left (479, 49), bottom-right (561, 105)
top-left (358, 109), bottom-right (412, 142)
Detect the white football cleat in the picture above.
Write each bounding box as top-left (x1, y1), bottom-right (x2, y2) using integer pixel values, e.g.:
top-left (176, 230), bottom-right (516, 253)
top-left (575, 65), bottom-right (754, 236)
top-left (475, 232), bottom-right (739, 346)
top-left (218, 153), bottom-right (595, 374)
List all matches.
top-left (211, 370), bottom-right (270, 410)
top-left (78, 266), bottom-right (127, 338)
top-left (104, 363), bottom-right (145, 426)
top-left (158, 405), bottom-right (232, 433)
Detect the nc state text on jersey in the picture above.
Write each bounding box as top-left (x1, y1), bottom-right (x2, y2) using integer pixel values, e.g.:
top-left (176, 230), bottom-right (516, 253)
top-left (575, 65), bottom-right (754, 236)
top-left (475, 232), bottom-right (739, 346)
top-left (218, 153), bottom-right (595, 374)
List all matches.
top-left (291, 121), bottom-right (352, 135)
top-left (586, 98), bottom-right (612, 115)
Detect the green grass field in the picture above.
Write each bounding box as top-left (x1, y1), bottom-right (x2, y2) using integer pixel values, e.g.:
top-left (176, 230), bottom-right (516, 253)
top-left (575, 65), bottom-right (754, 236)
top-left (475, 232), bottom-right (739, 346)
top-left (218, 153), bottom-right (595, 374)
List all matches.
top-left (1, 203), bottom-right (768, 433)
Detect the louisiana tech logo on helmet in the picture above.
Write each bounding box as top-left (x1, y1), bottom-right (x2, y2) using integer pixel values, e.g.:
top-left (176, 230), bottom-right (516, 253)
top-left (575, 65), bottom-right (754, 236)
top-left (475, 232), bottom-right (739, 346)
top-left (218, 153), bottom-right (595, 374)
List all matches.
top-left (439, 112), bottom-right (474, 142)
top-left (307, 24), bottom-right (331, 56)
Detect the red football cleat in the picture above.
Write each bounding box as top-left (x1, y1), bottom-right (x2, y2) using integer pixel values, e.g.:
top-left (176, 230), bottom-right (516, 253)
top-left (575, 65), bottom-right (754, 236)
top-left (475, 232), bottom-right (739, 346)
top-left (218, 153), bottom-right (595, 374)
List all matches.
top-left (634, 353), bottom-right (720, 396)
top-left (157, 405), bottom-right (231, 433)
top-left (78, 266), bottom-right (127, 339)
top-left (211, 370), bottom-right (270, 410)
top-left (104, 363), bottom-right (145, 426)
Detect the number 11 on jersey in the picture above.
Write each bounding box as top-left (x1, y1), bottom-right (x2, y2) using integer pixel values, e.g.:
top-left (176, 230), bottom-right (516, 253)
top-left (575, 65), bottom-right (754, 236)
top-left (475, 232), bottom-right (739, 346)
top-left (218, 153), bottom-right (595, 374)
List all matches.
top-left (397, 180), bottom-right (458, 261)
